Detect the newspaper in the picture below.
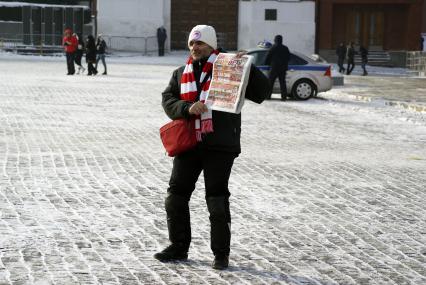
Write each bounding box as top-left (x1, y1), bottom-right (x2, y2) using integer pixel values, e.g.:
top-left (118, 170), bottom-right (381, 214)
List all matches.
top-left (205, 53), bottom-right (254, 114)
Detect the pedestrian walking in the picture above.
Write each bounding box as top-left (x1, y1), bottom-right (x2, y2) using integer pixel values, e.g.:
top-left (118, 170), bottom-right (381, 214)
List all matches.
top-left (264, 35), bottom-right (290, 100)
top-left (360, 46), bottom-right (368, 76)
top-left (346, 42), bottom-right (355, 75)
top-left (95, 34), bottom-right (107, 75)
top-left (155, 24), bottom-right (271, 270)
top-left (157, 26), bottom-right (167, 56)
top-left (74, 33), bottom-right (86, 74)
top-left (85, 35), bottom-right (97, 76)
top-left (62, 28), bottom-right (78, 75)
top-left (336, 42), bottom-right (346, 73)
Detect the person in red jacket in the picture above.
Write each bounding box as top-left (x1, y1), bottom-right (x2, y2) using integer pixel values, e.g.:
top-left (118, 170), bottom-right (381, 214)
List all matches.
top-left (62, 28), bottom-right (78, 75)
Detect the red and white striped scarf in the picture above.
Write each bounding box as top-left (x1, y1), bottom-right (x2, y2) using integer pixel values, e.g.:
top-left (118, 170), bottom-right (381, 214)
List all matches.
top-left (180, 50), bottom-right (219, 141)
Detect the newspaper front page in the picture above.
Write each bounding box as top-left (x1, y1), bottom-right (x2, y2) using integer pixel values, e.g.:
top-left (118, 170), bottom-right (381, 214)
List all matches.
top-left (206, 53), bottom-right (254, 114)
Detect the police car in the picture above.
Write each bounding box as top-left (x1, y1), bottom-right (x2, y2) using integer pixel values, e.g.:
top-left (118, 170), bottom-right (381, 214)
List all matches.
top-left (246, 48), bottom-right (333, 100)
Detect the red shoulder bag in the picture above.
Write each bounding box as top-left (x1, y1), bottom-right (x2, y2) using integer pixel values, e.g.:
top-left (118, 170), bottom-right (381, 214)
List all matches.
top-left (160, 118), bottom-right (197, 157)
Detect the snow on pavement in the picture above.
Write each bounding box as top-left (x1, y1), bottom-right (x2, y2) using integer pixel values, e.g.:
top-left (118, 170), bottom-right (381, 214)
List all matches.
top-left (0, 55), bottom-right (425, 285)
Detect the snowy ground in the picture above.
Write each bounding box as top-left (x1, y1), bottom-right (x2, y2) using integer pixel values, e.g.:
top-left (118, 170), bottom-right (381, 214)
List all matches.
top-left (0, 55), bottom-right (425, 285)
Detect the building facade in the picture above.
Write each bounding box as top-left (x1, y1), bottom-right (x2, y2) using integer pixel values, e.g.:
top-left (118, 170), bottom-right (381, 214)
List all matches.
top-left (96, 0), bottom-right (170, 52)
top-left (170, 0), bottom-right (239, 51)
top-left (316, 0), bottom-right (425, 53)
top-left (239, 0), bottom-right (316, 55)
top-left (95, 0), bottom-right (316, 54)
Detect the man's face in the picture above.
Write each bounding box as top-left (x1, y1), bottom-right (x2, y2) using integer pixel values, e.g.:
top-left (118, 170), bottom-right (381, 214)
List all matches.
top-left (65, 31), bottom-right (71, 37)
top-left (189, 40), bottom-right (213, 61)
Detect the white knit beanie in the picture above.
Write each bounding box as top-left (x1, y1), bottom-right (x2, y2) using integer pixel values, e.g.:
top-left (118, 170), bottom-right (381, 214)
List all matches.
top-left (188, 25), bottom-right (217, 50)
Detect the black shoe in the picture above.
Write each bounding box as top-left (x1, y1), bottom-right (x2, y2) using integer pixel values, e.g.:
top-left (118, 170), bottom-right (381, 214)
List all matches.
top-left (102, 72), bottom-right (107, 75)
top-left (154, 244), bottom-right (188, 262)
top-left (212, 254), bottom-right (229, 270)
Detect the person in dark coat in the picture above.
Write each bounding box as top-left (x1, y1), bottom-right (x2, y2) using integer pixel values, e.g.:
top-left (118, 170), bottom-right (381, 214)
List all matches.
top-left (154, 25), bottom-right (271, 270)
top-left (360, 46), bottom-right (368, 76)
top-left (74, 33), bottom-right (85, 74)
top-left (336, 42), bottom-right (346, 73)
top-left (346, 42), bottom-right (355, 75)
top-left (264, 35), bottom-right (290, 100)
top-left (85, 35), bottom-right (97, 76)
top-left (157, 26), bottom-right (167, 56)
top-left (95, 34), bottom-right (107, 75)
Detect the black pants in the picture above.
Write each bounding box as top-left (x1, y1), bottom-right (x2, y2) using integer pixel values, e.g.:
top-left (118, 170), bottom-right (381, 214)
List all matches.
top-left (166, 147), bottom-right (236, 255)
top-left (87, 62), bottom-right (97, 75)
top-left (74, 51), bottom-right (83, 67)
top-left (268, 69), bottom-right (287, 99)
top-left (158, 41), bottom-right (165, 56)
top-left (337, 58), bottom-right (345, 73)
top-left (66, 52), bottom-right (75, 74)
top-left (361, 60), bottom-right (368, 75)
top-left (347, 59), bottom-right (355, 75)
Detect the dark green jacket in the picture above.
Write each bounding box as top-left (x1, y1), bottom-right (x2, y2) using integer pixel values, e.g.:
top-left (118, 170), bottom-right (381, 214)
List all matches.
top-left (162, 64), bottom-right (271, 154)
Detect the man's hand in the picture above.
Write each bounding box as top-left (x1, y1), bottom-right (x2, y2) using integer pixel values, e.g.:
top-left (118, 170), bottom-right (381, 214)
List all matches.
top-left (235, 50), bottom-right (248, 58)
top-left (189, 101), bottom-right (208, 115)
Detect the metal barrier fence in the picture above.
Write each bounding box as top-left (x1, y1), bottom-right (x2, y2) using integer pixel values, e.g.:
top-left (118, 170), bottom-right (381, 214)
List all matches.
top-left (0, 33), bottom-right (162, 55)
top-left (406, 51), bottom-right (426, 76)
top-left (103, 35), bottom-right (162, 54)
top-left (0, 33), bottom-right (64, 46)
top-left (0, 33), bottom-right (65, 54)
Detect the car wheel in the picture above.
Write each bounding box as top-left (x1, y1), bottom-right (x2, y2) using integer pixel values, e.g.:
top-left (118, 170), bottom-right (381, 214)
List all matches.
top-left (292, 79), bottom-right (316, 100)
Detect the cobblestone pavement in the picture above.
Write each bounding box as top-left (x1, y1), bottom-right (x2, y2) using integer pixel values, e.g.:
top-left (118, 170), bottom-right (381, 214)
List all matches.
top-left (0, 57), bottom-right (425, 285)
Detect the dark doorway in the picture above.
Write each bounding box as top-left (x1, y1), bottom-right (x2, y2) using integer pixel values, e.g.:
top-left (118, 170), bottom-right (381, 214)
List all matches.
top-left (334, 5), bottom-right (385, 50)
top-left (170, 0), bottom-right (238, 50)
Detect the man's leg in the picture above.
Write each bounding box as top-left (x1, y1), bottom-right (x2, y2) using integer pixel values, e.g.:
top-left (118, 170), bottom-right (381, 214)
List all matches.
top-left (101, 55), bottom-right (107, 74)
top-left (351, 61), bottom-right (355, 74)
top-left (88, 63), bottom-right (95, 75)
top-left (66, 53), bottom-right (72, 74)
top-left (362, 62), bottom-right (367, 75)
top-left (154, 149), bottom-right (202, 262)
top-left (278, 71), bottom-right (287, 100)
top-left (69, 53), bottom-right (75, 74)
top-left (160, 43), bottom-right (165, 56)
top-left (338, 59), bottom-right (344, 73)
top-left (158, 41), bottom-right (161, 56)
top-left (203, 150), bottom-right (236, 269)
top-left (267, 70), bottom-right (278, 100)
top-left (95, 55), bottom-right (100, 70)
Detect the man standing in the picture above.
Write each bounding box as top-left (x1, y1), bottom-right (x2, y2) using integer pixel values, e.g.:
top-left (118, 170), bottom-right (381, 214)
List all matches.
top-left (157, 26), bottom-right (167, 56)
top-left (155, 25), bottom-right (270, 270)
top-left (264, 35), bottom-right (290, 100)
top-left (336, 42), bottom-right (346, 73)
top-left (95, 34), bottom-right (107, 75)
top-left (62, 28), bottom-right (78, 75)
top-left (346, 42), bottom-right (355, 75)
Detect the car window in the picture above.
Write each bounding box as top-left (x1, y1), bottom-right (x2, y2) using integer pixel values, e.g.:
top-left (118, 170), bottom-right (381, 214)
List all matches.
top-left (250, 50), bottom-right (268, 66)
top-left (289, 54), bottom-right (308, 65)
